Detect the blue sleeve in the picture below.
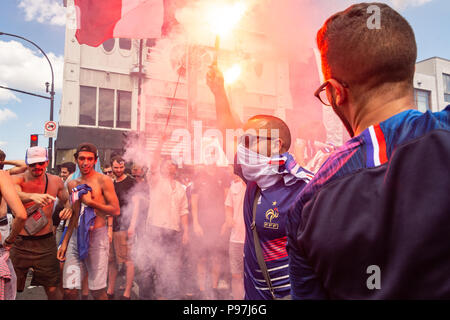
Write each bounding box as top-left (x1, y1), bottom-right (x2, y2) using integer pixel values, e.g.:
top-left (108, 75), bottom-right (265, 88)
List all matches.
top-left (287, 201), bottom-right (327, 300)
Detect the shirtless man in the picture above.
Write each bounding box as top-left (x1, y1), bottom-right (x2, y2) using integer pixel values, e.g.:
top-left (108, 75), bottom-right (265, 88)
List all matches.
top-left (58, 143), bottom-right (120, 300)
top-left (0, 149), bottom-right (27, 241)
top-left (10, 146), bottom-right (72, 300)
top-left (0, 170), bottom-right (27, 300)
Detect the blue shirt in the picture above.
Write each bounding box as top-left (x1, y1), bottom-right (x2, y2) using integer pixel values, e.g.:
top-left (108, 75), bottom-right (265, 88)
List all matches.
top-left (287, 106), bottom-right (450, 299)
top-left (235, 163), bottom-right (320, 300)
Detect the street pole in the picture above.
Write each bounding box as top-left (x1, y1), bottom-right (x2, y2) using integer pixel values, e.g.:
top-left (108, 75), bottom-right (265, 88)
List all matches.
top-left (0, 32), bottom-right (55, 169)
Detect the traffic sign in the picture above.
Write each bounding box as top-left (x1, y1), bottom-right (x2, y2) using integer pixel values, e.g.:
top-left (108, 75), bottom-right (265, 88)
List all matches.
top-left (44, 121), bottom-right (57, 138)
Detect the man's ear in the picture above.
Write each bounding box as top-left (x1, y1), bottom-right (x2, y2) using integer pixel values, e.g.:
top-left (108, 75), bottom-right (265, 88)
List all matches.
top-left (328, 79), bottom-right (347, 106)
top-left (273, 138), bottom-right (283, 154)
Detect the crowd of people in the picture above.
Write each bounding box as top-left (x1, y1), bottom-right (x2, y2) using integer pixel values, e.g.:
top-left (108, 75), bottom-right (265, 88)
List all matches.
top-left (0, 2), bottom-right (449, 301)
top-left (0, 142), bottom-right (252, 300)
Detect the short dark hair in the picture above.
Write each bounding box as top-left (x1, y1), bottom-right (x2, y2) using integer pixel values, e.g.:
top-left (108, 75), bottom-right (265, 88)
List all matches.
top-left (110, 155), bottom-right (125, 165)
top-left (60, 162), bottom-right (76, 174)
top-left (245, 115), bottom-right (292, 152)
top-left (317, 2), bottom-right (417, 89)
top-left (0, 149), bottom-right (5, 161)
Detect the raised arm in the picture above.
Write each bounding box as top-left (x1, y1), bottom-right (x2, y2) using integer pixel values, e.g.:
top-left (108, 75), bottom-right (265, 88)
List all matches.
top-left (206, 64), bottom-right (243, 131)
top-left (150, 134), bottom-right (168, 177)
top-left (1, 160), bottom-right (27, 175)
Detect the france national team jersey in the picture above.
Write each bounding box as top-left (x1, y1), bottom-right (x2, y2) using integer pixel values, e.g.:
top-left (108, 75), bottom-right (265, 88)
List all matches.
top-left (233, 157), bottom-right (317, 300)
top-left (243, 179), bottom-right (306, 299)
top-left (287, 106), bottom-right (450, 299)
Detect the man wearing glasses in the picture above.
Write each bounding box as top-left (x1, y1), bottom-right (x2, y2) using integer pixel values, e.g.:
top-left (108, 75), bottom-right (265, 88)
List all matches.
top-left (10, 146), bottom-right (72, 299)
top-left (103, 165), bottom-right (114, 180)
top-left (206, 65), bottom-right (318, 300)
top-left (287, 3), bottom-right (450, 299)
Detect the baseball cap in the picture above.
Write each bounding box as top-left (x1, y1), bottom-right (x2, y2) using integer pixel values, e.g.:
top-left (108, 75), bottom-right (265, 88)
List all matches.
top-left (74, 142), bottom-right (98, 159)
top-left (25, 146), bottom-right (48, 165)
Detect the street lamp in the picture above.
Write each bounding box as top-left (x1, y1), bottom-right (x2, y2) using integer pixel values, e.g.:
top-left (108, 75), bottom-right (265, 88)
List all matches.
top-left (0, 32), bottom-right (55, 169)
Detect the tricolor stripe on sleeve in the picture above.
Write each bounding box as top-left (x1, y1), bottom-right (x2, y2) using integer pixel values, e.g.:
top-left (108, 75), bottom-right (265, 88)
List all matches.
top-left (363, 124), bottom-right (388, 167)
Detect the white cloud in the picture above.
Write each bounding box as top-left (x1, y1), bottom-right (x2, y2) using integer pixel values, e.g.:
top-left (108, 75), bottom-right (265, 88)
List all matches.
top-left (389, 0), bottom-right (433, 9)
top-left (18, 0), bottom-right (67, 26)
top-left (0, 108), bottom-right (18, 124)
top-left (0, 141), bottom-right (7, 147)
top-left (0, 40), bottom-right (63, 102)
top-left (342, 0), bottom-right (433, 10)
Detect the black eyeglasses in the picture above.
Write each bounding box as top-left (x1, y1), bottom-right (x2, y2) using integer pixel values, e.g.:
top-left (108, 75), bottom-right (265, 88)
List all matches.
top-left (314, 79), bottom-right (349, 106)
top-left (29, 162), bottom-right (45, 167)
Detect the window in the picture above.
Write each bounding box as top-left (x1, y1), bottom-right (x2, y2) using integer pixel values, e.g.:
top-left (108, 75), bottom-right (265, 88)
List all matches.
top-left (79, 86), bottom-right (132, 129)
top-left (414, 89), bottom-right (431, 111)
top-left (119, 38), bottom-right (132, 50)
top-left (102, 38), bottom-right (115, 52)
top-left (98, 88), bottom-right (114, 127)
top-left (117, 90), bottom-right (132, 129)
top-left (146, 38), bottom-right (157, 47)
top-left (443, 74), bottom-right (450, 103)
top-left (79, 86), bottom-right (96, 125)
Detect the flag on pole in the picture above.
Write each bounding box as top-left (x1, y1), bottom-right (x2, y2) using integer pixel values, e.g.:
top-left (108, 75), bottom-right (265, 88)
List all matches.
top-left (74, 0), bottom-right (164, 47)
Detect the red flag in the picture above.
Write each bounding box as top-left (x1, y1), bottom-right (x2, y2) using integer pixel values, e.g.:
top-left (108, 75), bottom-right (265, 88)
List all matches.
top-left (74, 0), bottom-right (164, 47)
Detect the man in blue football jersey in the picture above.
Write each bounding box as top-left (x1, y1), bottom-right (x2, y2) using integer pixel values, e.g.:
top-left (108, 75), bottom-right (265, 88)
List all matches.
top-left (206, 65), bottom-right (322, 300)
top-left (287, 3), bottom-right (450, 299)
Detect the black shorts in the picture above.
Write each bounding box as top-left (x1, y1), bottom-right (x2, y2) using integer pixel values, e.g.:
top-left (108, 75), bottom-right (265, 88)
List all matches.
top-left (10, 232), bottom-right (61, 291)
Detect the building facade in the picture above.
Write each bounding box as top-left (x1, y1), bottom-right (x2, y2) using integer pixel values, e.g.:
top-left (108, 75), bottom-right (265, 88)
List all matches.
top-left (414, 57), bottom-right (450, 112)
top-left (56, 0), bottom-right (293, 167)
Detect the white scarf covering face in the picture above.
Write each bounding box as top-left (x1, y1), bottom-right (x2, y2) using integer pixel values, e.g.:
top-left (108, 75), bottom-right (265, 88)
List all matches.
top-left (236, 144), bottom-right (312, 189)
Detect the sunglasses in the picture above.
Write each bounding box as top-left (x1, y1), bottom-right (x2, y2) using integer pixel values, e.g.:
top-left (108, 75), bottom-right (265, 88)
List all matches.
top-left (103, 170), bottom-right (113, 174)
top-left (29, 162), bottom-right (46, 167)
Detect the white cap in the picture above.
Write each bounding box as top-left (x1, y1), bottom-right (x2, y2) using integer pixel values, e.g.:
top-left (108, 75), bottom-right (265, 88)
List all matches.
top-left (25, 146), bottom-right (48, 165)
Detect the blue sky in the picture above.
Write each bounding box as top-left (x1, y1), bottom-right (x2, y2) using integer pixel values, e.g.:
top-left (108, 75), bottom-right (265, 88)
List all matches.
top-left (0, 0), bottom-right (449, 164)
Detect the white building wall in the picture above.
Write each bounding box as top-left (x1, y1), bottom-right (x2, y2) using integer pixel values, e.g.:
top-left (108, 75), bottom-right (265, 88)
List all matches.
top-left (415, 57), bottom-right (450, 112)
top-left (413, 73), bottom-right (437, 112)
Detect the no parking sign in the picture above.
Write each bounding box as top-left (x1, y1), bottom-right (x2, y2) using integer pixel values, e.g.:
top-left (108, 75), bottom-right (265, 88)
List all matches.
top-left (44, 121), bottom-right (57, 138)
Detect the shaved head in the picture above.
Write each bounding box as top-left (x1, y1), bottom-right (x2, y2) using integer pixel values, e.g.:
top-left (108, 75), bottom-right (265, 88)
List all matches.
top-left (244, 115), bottom-right (291, 154)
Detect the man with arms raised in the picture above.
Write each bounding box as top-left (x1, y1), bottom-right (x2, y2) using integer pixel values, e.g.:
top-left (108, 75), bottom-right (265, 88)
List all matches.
top-left (206, 66), bottom-right (318, 300)
top-left (10, 146), bottom-right (72, 300)
top-left (59, 143), bottom-right (120, 300)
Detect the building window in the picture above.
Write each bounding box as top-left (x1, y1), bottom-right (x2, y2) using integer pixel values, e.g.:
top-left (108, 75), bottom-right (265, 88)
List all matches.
top-left (79, 86), bottom-right (96, 125)
top-left (79, 86), bottom-right (132, 129)
top-left (117, 90), bottom-right (132, 129)
top-left (119, 38), bottom-right (132, 50)
top-left (414, 89), bottom-right (431, 111)
top-left (98, 88), bottom-right (114, 127)
top-left (146, 38), bottom-right (157, 47)
top-left (443, 73), bottom-right (450, 103)
top-left (102, 38), bottom-right (115, 52)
